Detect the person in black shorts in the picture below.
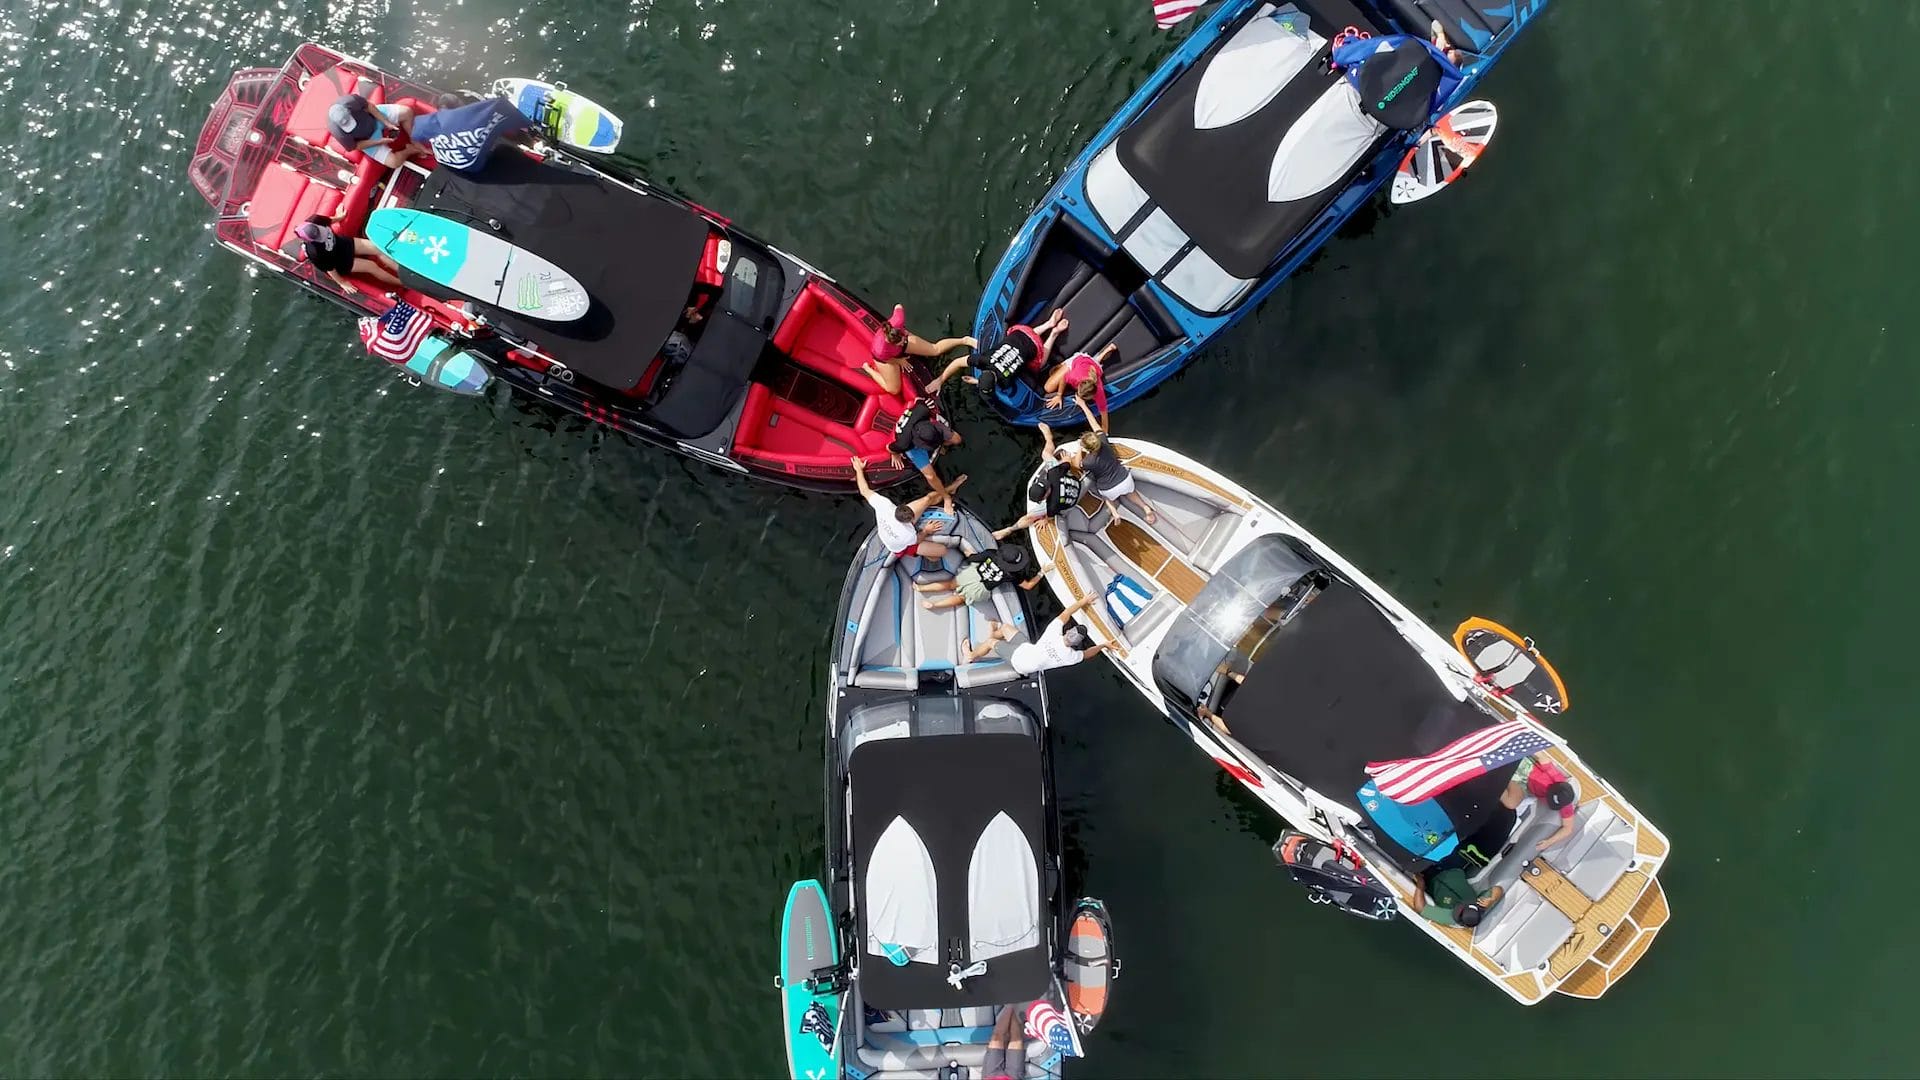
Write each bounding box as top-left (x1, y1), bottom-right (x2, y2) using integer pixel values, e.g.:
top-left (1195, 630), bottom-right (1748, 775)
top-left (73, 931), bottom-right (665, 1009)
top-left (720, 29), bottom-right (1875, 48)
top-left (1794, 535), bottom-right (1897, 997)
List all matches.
top-left (294, 215), bottom-right (403, 289)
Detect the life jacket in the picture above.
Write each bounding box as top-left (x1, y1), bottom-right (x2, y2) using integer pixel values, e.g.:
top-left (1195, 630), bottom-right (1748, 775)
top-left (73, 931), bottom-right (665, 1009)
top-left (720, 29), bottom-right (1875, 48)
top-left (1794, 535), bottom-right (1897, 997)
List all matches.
top-left (888, 400), bottom-right (934, 454)
top-left (983, 326), bottom-right (1041, 378)
top-left (1041, 462), bottom-right (1084, 516)
top-left (969, 550), bottom-right (1009, 587)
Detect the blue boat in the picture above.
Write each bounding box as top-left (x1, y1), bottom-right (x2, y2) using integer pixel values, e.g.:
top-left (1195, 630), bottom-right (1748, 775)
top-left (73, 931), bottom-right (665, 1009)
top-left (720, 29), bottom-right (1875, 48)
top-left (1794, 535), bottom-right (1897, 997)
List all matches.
top-left (969, 0), bottom-right (1549, 426)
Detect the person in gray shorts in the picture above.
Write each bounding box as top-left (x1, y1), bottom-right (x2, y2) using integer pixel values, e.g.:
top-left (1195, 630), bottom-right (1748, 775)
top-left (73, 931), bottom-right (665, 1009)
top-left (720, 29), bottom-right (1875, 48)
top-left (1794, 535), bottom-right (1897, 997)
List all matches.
top-left (982, 1005), bottom-right (1026, 1080)
top-left (914, 543), bottom-right (1041, 611)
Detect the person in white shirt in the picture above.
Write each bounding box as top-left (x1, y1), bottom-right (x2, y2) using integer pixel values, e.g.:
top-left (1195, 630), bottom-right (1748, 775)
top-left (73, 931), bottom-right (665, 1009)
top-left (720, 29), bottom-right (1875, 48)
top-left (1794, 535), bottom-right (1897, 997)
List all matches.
top-left (962, 594), bottom-right (1123, 674)
top-left (851, 456), bottom-right (967, 558)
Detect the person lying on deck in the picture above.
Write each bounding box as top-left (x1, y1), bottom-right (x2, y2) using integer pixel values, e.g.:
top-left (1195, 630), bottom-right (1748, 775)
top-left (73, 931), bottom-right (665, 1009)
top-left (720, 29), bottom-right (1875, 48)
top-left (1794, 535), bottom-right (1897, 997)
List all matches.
top-left (1502, 755), bottom-right (1579, 853)
top-left (1411, 867), bottom-right (1505, 928)
top-left (962, 594), bottom-right (1123, 674)
top-left (1056, 417), bottom-right (1158, 525)
top-left (886, 399), bottom-right (964, 496)
top-left (914, 543), bottom-right (1044, 611)
top-left (863, 304), bottom-right (975, 395)
top-left (1042, 340), bottom-right (1115, 429)
top-left (295, 215), bottom-right (402, 290)
top-left (932, 308), bottom-right (1069, 401)
top-left (328, 93), bottom-right (425, 169)
top-left (851, 456), bottom-right (967, 559)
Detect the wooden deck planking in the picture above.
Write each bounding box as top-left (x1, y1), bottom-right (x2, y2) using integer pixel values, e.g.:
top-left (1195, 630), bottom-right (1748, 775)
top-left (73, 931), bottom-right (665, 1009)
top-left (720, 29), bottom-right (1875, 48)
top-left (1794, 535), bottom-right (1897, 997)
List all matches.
top-left (1107, 518), bottom-right (1205, 604)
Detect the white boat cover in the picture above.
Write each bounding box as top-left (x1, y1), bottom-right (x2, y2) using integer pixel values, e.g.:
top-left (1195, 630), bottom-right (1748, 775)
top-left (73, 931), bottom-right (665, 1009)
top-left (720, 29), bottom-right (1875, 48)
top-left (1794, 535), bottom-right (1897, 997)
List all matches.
top-left (1267, 80), bottom-right (1384, 203)
top-left (1194, 12), bottom-right (1323, 130)
top-left (866, 815), bottom-right (940, 965)
top-left (966, 811), bottom-right (1041, 962)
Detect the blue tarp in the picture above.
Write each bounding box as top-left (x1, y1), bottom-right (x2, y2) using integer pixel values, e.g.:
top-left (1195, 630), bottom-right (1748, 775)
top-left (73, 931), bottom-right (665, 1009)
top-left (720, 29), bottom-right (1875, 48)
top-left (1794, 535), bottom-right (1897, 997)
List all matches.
top-left (411, 98), bottom-right (531, 174)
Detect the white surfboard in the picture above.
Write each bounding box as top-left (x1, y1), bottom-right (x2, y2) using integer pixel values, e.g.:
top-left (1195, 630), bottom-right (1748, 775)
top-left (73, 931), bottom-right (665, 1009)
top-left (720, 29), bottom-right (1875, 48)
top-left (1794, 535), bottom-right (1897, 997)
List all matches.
top-left (491, 78), bottom-right (623, 153)
top-left (1390, 99), bottom-right (1498, 205)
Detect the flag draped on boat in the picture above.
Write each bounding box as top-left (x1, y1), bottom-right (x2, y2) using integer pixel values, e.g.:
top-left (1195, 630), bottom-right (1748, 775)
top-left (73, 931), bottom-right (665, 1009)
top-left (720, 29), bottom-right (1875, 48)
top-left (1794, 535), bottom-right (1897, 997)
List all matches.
top-left (1153, 0), bottom-right (1204, 30)
top-left (1363, 722), bottom-right (1551, 804)
top-left (1025, 1000), bottom-right (1078, 1056)
top-left (358, 300), bottom-right (434, 361)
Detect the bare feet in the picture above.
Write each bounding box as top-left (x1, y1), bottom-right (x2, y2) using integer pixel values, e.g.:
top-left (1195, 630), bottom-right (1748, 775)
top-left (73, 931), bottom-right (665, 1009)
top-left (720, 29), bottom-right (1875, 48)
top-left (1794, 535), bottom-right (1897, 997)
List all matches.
top-left (947, 473), bottom-right (969, 494)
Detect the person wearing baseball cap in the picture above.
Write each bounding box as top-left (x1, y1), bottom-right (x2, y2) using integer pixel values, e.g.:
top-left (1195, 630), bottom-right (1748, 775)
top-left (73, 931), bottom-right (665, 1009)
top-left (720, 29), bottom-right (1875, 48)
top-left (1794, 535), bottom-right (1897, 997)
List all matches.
top-left (327, 92), bottom-right (424, 169)
top-left (861, 303), bottom-right (975, 395)
top-left (1503, 754), bottom-right (1580, 853)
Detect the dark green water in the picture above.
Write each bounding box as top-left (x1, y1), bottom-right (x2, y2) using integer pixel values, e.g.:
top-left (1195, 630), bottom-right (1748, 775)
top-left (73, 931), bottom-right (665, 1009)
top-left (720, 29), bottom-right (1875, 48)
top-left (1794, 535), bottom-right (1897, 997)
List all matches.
top-left (3, 0), bottom-right (1917, 1074)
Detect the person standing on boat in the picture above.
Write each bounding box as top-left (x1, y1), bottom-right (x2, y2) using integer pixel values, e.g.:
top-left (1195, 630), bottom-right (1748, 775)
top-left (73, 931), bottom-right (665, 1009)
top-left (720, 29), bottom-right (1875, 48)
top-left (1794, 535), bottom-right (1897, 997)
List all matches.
top-left (1057, 412), bottom-right (1158, 525)
top-left (327, 92), bottom-right (425, 170)
top-left (863, 304), bottom-right (975, 396)
top-left (1042, 340), bottom-right (1115, 430)
top-left (929, 308), bottom-right (1069, 401)
top-left (962, 594), bottom-right (1123, 673)
top-left (1410, 867), bottom-right (1505, 928)
top-left (982, 1005), bottom-right (1027, 1080)
top-left (1501, 755), bottom-right (1579, 853)
top-left (295, 215), bottom-right (403, 290)
top-left (851, 456), bottom-right (965, 559)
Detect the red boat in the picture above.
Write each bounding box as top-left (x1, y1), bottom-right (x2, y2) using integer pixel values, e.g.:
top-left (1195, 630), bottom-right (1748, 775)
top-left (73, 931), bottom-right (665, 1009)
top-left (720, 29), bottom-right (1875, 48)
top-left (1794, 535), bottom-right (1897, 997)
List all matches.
top-left (189, 43), bottom-right (927, 492)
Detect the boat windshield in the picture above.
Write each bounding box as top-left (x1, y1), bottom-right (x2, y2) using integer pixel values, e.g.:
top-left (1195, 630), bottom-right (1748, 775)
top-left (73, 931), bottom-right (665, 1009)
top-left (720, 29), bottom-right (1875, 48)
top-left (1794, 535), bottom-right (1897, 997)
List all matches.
top-left (840, 697), bottom-right (1041, 763)
top-left (1151, 534), bottom-right (1323, 711)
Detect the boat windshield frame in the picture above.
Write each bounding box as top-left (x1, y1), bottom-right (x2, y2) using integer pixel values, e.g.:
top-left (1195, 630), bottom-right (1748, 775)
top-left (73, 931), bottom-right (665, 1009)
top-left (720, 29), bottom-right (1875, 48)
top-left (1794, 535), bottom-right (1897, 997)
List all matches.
top-left (1151, 534), bottom-right (1325, 713)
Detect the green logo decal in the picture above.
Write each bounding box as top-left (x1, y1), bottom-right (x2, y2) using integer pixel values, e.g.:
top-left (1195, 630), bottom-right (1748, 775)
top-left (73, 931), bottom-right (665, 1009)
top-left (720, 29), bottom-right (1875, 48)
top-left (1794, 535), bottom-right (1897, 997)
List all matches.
top-left (1377, 67), bottom-right (1421, 109)
top-left (516, 276), bottom-right (543, 311)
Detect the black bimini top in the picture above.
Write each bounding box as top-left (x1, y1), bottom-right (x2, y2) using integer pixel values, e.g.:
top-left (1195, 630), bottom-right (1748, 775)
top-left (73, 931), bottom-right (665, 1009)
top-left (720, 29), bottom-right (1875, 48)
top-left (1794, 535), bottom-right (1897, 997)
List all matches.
top-left (1225, 581), bottom-right (1512, 841)
top-left (850, 732), bottom-right (1050, 1010)
top-left (1114, 0), bottom-right (1387, 280)
top-left (416, 152), bottom-right (709, 391)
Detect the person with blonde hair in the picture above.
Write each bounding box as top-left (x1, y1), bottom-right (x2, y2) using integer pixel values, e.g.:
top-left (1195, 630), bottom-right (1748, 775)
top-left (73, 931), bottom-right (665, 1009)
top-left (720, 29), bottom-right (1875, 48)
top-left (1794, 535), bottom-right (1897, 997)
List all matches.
top-left (863, 303), bottom-right (975, 395)
top-left (1056, 401), bottom-right (1156, 524)
top-left (1041, 340), bottom-right (1116, 430)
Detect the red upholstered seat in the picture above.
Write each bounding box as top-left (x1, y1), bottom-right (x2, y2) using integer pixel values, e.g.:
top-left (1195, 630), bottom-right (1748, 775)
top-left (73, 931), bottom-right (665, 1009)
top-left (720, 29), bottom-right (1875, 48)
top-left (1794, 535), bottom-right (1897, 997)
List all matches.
top-left (245, 165), bottom-right (344, 256)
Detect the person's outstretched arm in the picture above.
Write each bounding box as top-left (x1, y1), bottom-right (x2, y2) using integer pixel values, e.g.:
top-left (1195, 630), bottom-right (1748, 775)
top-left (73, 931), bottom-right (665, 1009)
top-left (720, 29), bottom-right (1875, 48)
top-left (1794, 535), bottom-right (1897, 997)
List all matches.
top-left (850, 456), bottom-right (877, 500)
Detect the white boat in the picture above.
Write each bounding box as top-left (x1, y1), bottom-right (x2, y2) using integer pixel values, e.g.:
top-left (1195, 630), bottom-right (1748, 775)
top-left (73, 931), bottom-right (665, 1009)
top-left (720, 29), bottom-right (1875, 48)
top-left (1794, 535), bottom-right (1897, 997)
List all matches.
top-left (1022, 439), bottom-right (1671, 1004)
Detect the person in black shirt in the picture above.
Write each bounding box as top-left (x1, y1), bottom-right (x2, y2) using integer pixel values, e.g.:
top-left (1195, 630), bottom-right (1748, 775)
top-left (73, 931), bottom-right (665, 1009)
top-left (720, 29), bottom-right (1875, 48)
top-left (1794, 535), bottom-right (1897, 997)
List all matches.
top-left (915, 541), bottom-right (1046, 611)
top-left (294, 215), bottom-right (402, 289)
top-left (926, 307), bottom-right (1068, 400)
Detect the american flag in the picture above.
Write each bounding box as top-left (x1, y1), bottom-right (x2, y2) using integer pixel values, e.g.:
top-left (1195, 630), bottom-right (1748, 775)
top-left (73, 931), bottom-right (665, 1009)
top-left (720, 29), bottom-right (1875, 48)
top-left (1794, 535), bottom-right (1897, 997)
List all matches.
top-left (357, 300), bottom-right (435, 362)
top-left (1363, 722), bottom-right (1551, 804)
top-left (1025, 1000), bottom-right (1078, 1056)
top-left (1153, 0), bottom-right (1204, 29)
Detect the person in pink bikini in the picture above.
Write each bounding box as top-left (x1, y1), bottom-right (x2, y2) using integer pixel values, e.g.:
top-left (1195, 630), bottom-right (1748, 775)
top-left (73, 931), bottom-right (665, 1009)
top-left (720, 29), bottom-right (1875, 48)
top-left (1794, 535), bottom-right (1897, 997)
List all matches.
top-left (1042, 340), bottom-right (1116, 430)
top-left (862, 303), bottom-right (975, 395)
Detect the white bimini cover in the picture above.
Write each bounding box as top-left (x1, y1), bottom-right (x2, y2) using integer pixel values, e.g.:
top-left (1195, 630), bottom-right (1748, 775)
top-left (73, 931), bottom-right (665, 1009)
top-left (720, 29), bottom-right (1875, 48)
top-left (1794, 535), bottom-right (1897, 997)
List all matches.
top-left (965, 810), bottom-right (1041, 961)
top-left (866, 815), bottom-right (940, 965)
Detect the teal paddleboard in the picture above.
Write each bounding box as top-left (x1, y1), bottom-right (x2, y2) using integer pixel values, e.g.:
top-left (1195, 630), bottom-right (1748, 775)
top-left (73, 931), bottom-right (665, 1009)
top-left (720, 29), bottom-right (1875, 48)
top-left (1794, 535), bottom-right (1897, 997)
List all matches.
top-left (365, 207), bottom-right (591, 322)
top-left (779, 880), bottom-right (843, 1080)
top-left (492, 77), bottom-right (623, 153)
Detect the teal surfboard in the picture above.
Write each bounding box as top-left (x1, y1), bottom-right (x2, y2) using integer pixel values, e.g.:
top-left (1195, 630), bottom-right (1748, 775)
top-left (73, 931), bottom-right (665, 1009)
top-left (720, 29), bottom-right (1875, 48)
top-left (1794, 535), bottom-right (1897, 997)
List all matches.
top-left (394, 335), bottom-right (493, 396)
top-left (779, 880), bottom-right (843, 1080)
top-left (365, 207), bottom-right (591, 322)
top-left (492, 77), bottom-right (623, 153)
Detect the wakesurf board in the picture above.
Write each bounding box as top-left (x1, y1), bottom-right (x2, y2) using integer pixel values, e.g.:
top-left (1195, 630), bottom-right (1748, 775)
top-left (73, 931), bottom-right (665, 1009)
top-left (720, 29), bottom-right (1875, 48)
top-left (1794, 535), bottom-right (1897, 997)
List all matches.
top-left (1390, 99), bottom-right (1497, 205)
top-left (365, 208), bottom-right (591, 323)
